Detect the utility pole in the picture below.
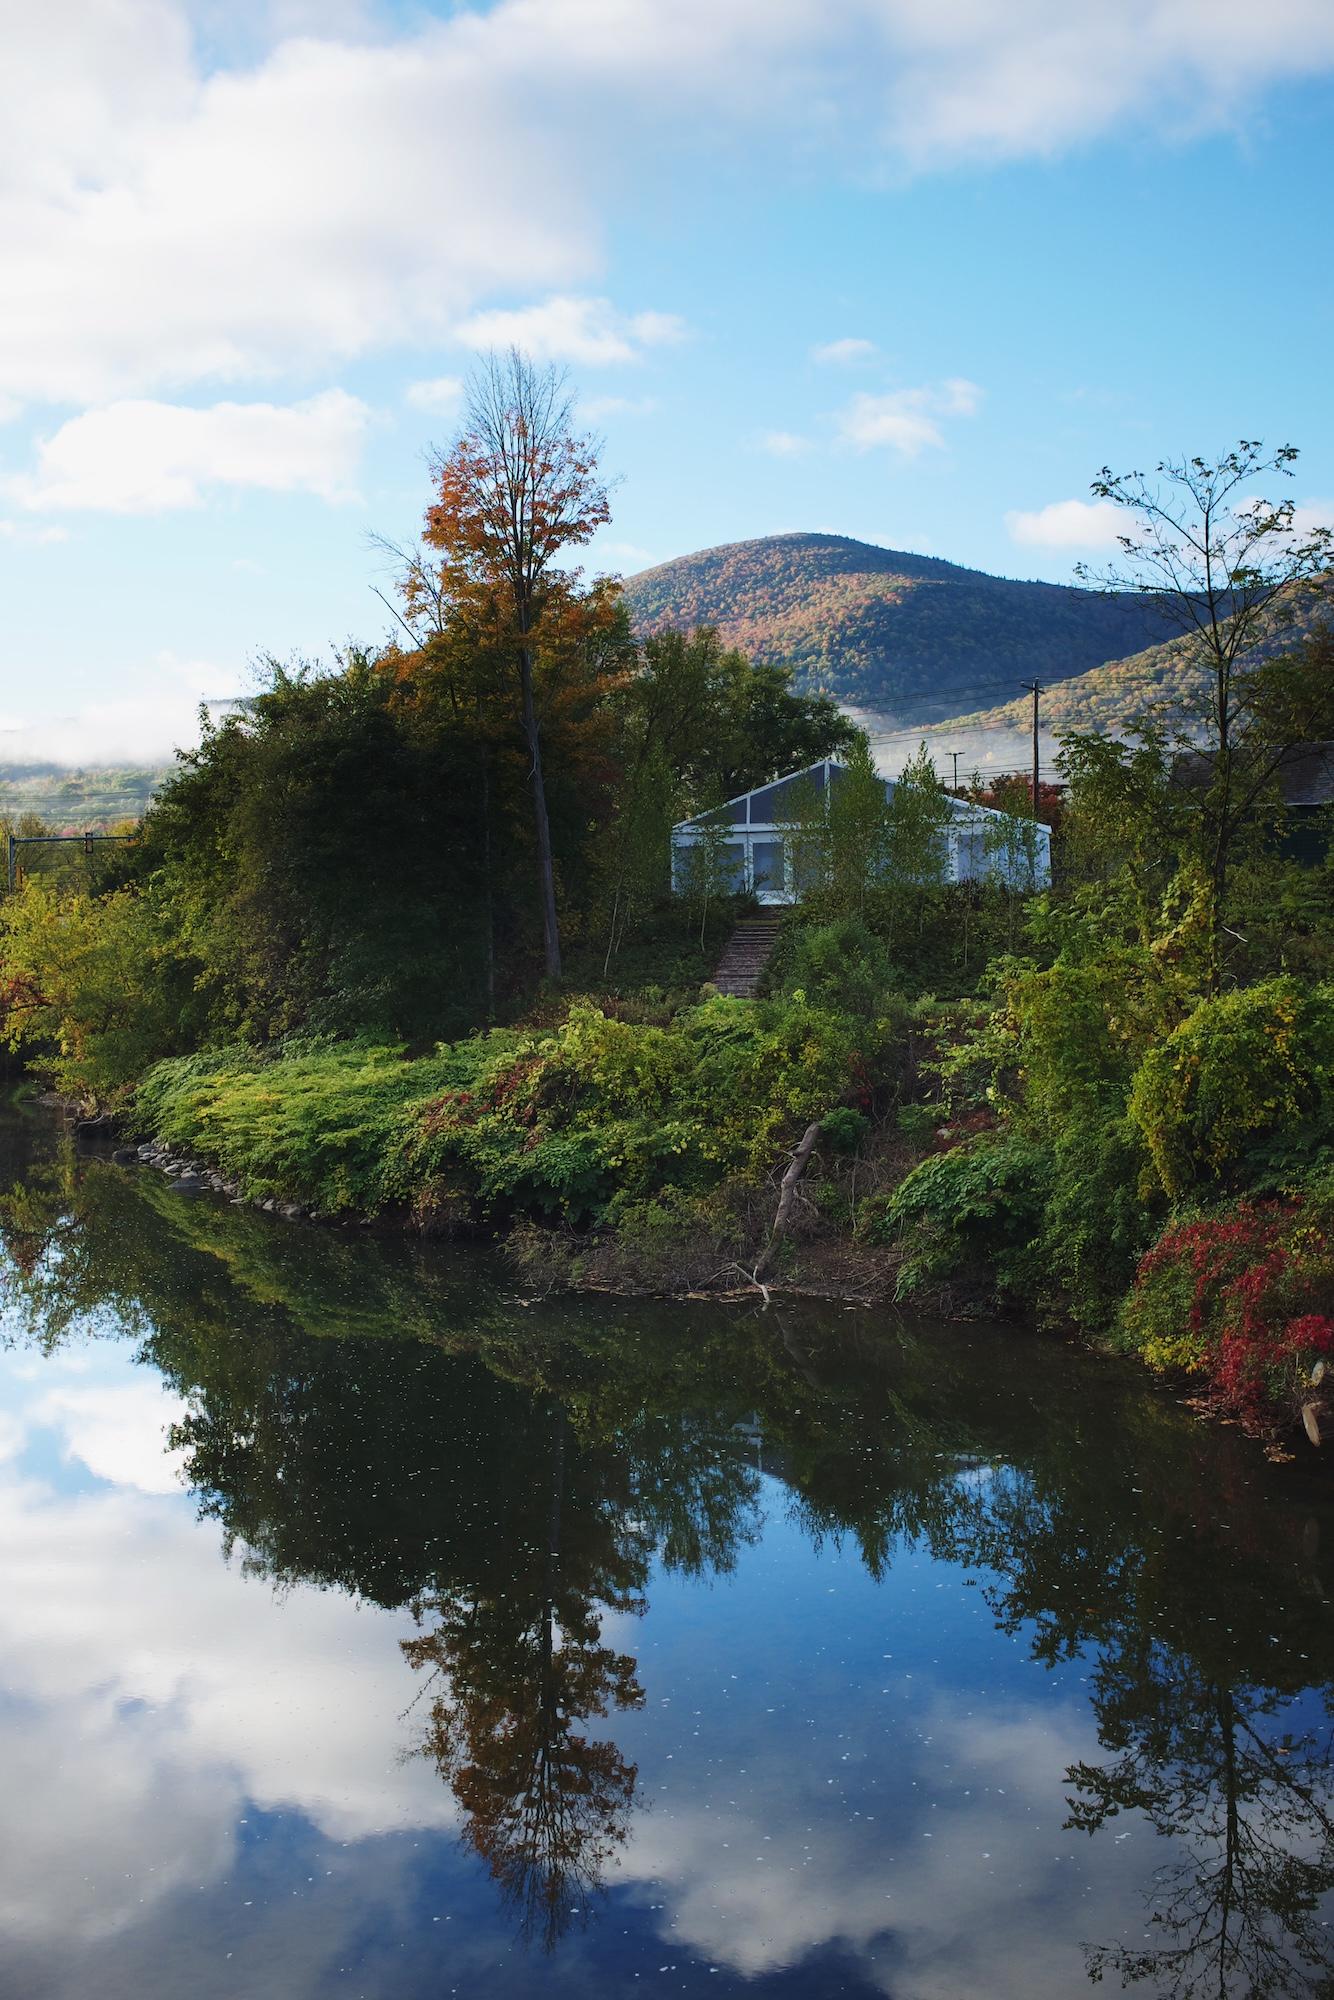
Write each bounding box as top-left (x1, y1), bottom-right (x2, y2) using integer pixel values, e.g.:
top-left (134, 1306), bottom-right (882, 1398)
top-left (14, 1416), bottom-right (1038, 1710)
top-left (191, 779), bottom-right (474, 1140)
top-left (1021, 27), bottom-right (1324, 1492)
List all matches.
top-left (949, 749), bottom-right (962, 793)
top-left (1020, 682), bottom-right (1042, 814)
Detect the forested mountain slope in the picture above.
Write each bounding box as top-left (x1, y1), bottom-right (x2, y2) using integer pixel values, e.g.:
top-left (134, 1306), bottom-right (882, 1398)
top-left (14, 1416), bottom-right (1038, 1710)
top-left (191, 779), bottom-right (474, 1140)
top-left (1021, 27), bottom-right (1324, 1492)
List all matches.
top-left (623, 532), bottom-right (1175, 718)
top-left (919, 575), bottom-right (1334, 745)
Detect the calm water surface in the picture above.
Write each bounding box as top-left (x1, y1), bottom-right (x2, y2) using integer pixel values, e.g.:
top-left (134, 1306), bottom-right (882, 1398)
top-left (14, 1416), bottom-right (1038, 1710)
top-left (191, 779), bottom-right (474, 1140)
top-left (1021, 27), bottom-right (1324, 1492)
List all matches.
top-left (1, 1098), bottom-right (1332, 1999)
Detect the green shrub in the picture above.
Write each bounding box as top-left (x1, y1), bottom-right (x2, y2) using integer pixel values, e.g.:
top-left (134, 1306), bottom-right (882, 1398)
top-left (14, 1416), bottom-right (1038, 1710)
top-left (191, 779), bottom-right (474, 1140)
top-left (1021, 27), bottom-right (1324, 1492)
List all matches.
top-left (1034, 1118), bottom-right (1161, 1332)
top-left (872, 1132), bottom-right (1054, 1304)
top-left (1, 880), bottom-right (202, 1102)
top-left (782, 918), bottom-right (896, 1018)
top-left (399, 996), bottom-right (868, 1225)
top-left (820, 1106), bottom-right (870, 1154)
top-left (135, 996), bottom-right (881, 1230)
top-left (1127, 978), bottom-right (1334, 1200)
top-left (134, 1038), bottom-right (479, 1212)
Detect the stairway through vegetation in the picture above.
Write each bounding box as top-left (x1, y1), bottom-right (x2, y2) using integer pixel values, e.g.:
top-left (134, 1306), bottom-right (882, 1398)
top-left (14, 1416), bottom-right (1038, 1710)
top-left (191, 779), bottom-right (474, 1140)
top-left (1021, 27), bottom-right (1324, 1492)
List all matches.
top-left (711, 914), bottom-right (784, 998)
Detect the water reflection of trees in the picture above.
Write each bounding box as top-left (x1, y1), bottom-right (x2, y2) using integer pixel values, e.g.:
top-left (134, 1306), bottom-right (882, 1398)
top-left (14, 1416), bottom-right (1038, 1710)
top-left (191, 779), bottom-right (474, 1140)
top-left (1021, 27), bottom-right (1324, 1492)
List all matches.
top-left (952, 1460), bottom-right (1334, 1996)
top-left (405, 1407), bottom-right (646, 1947)
top-left (1069, 1667), bottom-right (1334, 1997)
top-left (3, 1130), bottom-right (1334, 1984)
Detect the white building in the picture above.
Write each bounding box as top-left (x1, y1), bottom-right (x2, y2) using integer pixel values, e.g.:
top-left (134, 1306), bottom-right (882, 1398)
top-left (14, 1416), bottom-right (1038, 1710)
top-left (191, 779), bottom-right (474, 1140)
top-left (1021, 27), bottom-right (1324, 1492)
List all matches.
top-left (670, 757), bottom-right (1051, 905)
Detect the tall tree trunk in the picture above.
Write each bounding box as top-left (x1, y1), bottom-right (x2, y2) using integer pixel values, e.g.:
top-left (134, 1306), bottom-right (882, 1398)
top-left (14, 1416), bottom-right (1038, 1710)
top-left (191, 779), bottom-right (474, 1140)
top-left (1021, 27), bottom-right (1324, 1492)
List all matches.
top-left (480, 758), bottom-right (496, 1020)
top-left (519, 644), bottom-right (562, 980)
top-left (1207, 701), bottom-right (1233, 996)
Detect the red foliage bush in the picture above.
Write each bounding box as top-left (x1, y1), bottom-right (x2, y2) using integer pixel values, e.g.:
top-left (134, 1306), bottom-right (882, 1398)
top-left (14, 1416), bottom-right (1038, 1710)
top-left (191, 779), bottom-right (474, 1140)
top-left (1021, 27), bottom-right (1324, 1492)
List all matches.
top-left (1121, 1193), bottom-right (1334, 1436)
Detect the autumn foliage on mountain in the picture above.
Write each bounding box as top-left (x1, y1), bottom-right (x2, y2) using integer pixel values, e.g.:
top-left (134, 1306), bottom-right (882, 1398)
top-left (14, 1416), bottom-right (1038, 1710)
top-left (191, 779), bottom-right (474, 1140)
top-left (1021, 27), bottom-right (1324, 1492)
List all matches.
top-left (623, 532), bottom-right (1176, 718)
top-left (928, 577), bottom-right (1334, 743)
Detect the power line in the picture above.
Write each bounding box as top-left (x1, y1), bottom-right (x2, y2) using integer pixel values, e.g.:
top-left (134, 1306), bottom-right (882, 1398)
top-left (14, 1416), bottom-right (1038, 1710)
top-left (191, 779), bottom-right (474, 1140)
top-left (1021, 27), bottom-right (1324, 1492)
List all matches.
top-left (862, 668), bottom-right (1216, 742)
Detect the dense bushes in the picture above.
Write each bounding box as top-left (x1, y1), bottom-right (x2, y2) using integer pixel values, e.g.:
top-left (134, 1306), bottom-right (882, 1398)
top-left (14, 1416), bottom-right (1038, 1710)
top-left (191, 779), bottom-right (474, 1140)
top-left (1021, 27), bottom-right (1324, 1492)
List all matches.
top-left (134, 995), bottom-right (879, 1237)
top-left (0, 879), bottom-right (205, 1102)
top-left (875, 1132), bottom-right (1053, 1304)
top-left (779, 918), bottom-right (896, 1017)
top-left (398, 996), bottom-right (869, 1228)
top-left (1119, 1190), bottom-right (1334, 1433)
top-left (1128, 978), bottom-right (1334, 1199)
top-left (134, 1040), bottom-right (469, 1214)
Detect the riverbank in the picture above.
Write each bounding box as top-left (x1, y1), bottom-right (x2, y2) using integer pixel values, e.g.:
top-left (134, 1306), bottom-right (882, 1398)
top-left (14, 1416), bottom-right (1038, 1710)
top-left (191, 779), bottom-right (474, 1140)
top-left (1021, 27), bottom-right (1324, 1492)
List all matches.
top-left (53, 992), bottom-right (1325, 1456)
top-left (85, 1010), bottom-right (916, 1304)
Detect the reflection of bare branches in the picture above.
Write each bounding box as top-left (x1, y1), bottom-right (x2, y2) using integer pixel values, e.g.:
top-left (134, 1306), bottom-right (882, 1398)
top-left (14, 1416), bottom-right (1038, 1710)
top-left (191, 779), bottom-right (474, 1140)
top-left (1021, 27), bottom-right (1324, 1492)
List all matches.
top-left (1068, 1678), bottom-right (1334, 1998)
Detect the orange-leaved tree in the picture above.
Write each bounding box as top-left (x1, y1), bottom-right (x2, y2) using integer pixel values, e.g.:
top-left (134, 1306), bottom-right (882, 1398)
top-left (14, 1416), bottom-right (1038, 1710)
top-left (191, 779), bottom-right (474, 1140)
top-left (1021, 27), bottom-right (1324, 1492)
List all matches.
top-left (422, 350), bottom-right (611, 979)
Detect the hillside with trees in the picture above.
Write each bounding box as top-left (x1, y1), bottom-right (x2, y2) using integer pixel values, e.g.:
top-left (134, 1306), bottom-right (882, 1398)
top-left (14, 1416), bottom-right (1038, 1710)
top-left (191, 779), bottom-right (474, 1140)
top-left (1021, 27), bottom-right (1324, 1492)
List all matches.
top-left (622, 532), bottom-right (1177, 717)
top-left (921, 573), bottom-right (1334, 746)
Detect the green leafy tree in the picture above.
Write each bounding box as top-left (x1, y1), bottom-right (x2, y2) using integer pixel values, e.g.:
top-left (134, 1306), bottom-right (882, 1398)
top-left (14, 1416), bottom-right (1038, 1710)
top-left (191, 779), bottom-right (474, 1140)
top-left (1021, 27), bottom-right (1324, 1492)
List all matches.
top-left (1077, 443), bottom-right (1334, 984)
top-left (0, 878), bottom-right (201, 1102)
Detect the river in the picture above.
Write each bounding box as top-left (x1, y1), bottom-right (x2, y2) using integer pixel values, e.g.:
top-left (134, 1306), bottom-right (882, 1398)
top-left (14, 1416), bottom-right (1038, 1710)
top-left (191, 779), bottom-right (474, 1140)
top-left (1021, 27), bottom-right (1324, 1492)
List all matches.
top-left (0, 1095), bottom-right (1331, 1998)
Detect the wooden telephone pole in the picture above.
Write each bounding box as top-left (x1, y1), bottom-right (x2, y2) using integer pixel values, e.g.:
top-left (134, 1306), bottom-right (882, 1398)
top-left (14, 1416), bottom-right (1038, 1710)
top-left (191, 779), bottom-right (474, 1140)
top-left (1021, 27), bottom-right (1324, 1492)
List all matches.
top-left (1019, 682), bottom-right (1042, 813)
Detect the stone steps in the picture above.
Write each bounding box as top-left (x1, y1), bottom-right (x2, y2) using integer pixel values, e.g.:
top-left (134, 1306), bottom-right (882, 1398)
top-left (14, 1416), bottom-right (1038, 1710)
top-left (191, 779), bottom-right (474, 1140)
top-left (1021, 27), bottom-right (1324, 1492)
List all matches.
top-left (712, 917), bottom-right (784, 998)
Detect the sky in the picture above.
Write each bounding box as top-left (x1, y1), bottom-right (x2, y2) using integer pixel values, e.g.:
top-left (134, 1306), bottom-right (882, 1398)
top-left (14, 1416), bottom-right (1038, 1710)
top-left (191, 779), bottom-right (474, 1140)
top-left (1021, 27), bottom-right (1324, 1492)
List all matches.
top-left (2, 0), bottom-right (1334, 767)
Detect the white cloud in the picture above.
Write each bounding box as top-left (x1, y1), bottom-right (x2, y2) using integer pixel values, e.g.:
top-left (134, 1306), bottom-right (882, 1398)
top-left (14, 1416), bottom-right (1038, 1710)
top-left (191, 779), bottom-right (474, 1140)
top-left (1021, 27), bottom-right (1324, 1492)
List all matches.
top-left (10, 391), bottom-right (370, 513)
top-left (760, 429), bottom-right (812, 457)
top-left (404, 375), bottom-right (464, 415)
top-left (454, 295), bottom-right (687, 366)
top-left (1290, 497), bottom-right (1334, 540)
top-left (871, 0), bottom-right (1334, 169)
top-left (594, 538), bottom-right (657, 567)
top-left (812, 337), bottom-right (876, 365)
top-left (2, 3), bottom-right (1334, 409)
top-left (612, 1691), bottom-right (1150, 1998)
top-left (0, 685), bottom-right (238, 768)
top-left (0, 4), bottom-right (591, 405)
top-left (31, 1379), bottom-right (190, 1495)
top-left (0, 1478), bottom-right (455, 1944)
top-left (837, 377), bottom-right (982, 455)
top-left (1006, 496), bottom-right (1126, 549)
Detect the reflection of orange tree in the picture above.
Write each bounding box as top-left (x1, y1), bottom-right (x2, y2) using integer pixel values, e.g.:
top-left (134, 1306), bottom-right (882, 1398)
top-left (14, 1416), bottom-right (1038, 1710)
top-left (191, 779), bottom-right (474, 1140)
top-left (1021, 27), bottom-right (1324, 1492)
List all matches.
top-left (403, 1409), bottom-right (646, 1949)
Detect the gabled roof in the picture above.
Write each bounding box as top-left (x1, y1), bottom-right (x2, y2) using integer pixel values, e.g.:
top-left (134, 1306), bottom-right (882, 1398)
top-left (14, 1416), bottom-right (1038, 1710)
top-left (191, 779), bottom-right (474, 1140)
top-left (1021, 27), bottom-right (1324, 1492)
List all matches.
top-left (673, 757), bottom-right (1051, 832)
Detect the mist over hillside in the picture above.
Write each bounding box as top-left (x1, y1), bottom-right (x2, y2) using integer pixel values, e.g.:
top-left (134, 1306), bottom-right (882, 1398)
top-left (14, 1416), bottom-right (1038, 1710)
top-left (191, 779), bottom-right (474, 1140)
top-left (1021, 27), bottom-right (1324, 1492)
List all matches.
top-left (904, 574), bottom-right (1334, 778)
top-left (0, 763), bottom-right (168, 832)
top-left (624, 531), bottom-right (1176, 721)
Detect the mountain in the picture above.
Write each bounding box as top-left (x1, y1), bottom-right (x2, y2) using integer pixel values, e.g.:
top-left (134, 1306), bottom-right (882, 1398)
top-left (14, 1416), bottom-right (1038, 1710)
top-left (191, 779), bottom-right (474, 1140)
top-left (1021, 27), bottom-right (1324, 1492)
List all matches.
top-left (916, 576), bottom-right (1334, 748)
top-left (623, 532), bottom-right (1177, 720)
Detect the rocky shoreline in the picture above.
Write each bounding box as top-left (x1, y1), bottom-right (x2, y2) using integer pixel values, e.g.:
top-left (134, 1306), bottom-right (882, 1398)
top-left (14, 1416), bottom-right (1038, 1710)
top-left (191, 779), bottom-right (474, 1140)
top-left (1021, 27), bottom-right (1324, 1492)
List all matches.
top-left (129, 1138), bottom-right (312, 1220)
top-left (42, 1096), bottom-right (316, 1223)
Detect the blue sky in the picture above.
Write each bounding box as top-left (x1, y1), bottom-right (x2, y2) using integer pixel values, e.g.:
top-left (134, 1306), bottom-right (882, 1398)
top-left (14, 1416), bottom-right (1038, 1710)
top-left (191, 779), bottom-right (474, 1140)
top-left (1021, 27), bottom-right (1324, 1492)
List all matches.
top-left (2, 0), bottom-right (1333, 764)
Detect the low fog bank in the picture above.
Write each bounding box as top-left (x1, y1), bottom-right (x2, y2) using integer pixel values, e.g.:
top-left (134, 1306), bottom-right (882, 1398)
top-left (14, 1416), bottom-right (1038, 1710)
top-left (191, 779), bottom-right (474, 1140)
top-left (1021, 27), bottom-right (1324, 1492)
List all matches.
top-left (0, 695), bottom-right (248, 773)
top-left (847, 709), bottom-right (1065, 786)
